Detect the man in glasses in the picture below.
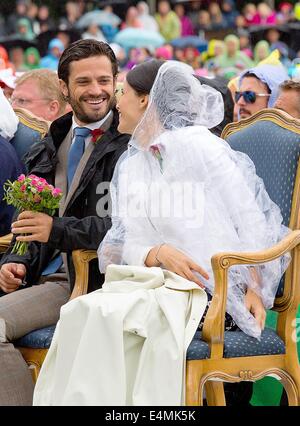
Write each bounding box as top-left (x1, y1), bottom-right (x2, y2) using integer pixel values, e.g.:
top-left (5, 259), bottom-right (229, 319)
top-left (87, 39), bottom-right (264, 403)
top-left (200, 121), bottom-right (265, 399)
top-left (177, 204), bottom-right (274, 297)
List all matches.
top-left (236, 62), bottom-right (288, 120)
top-left (11, 69), bottom-right (68, 122)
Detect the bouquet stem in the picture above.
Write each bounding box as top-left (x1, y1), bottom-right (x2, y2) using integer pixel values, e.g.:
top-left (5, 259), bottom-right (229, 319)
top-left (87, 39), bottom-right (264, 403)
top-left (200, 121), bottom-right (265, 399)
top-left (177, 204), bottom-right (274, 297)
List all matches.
top-left (11, 237), bottom-right (28, 256)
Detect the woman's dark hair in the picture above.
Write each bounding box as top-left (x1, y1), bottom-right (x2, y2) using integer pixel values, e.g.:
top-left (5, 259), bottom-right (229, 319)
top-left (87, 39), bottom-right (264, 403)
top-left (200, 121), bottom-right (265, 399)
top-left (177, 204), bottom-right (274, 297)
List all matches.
top-left (58, 39), bottom-right (118, 84)
top-left (126, 59), bottom-right (165, 95)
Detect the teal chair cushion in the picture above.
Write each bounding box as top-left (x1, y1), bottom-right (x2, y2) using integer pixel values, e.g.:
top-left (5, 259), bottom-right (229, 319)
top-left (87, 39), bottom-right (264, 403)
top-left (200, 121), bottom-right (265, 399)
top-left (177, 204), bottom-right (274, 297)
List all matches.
top-left (187, 328), bottom-right (285, 360)
top-left (15, 325), bottom-right (56, 349)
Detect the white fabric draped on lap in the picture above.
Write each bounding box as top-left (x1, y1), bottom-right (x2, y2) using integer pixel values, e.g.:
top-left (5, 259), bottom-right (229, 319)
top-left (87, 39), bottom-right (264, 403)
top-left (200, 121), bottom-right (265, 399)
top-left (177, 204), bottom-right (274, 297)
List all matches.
top-left (33, 265), bottom-right (207, 406)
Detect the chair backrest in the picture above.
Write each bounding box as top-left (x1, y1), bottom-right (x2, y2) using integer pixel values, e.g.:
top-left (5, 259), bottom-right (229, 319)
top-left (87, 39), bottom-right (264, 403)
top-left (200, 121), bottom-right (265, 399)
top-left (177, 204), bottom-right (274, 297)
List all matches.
top-left (221, 108), bottom-right (300, 300)
top-left (10, 107), bottom-right (50, 163)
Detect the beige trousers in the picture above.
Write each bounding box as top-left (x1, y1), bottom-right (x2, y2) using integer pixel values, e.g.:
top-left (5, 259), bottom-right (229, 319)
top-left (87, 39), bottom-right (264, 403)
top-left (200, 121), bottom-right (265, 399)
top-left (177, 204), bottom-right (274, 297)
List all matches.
top-left (0, 280), bottom-right (70, 406)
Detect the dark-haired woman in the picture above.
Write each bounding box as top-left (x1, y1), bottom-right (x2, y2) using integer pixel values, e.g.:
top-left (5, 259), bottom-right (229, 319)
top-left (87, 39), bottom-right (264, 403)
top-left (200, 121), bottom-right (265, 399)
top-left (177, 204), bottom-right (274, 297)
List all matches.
top-left (34, 60), bottom-right (288, 406)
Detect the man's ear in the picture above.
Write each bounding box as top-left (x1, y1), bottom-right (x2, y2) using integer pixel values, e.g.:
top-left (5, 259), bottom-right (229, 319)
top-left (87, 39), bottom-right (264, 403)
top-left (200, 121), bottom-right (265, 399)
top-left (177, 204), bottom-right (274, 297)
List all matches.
top-left (48, 100), bottom-right (60, 119)
top-left (59, 79), bottom-right (69, 100)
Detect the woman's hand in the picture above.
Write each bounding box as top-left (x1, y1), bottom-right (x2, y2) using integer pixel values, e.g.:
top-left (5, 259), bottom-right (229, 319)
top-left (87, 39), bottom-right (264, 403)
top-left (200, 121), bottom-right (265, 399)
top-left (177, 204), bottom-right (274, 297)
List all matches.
top-left (244, 288), bottom-right (266, 330)
top-left (145, 244), bottom-right (209, 288)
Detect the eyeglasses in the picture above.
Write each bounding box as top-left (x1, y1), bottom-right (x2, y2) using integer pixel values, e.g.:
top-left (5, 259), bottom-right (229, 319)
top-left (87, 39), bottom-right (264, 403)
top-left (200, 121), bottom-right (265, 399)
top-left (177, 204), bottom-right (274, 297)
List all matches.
top-left (234, 91), bottom-right (271, 104)
top-left (10, 97), bottom-right (51, 107)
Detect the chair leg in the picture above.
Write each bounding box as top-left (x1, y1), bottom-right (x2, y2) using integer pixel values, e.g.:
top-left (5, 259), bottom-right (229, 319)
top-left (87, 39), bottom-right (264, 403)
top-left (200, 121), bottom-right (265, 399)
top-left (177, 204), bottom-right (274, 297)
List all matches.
top-left (28, 364), bottom-right (40, 383)
top-left (205, 381), bottom-right (226, 406)
top-left (186, 361), bottom-right (203, 406)
top-left (281, 371), bottom-right (300, 406)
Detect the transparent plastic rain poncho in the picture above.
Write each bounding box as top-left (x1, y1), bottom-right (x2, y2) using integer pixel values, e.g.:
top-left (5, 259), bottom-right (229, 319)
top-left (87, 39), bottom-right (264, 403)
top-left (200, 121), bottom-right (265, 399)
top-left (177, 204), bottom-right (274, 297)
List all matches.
top-left (98, 60), bottom-right (290, 339)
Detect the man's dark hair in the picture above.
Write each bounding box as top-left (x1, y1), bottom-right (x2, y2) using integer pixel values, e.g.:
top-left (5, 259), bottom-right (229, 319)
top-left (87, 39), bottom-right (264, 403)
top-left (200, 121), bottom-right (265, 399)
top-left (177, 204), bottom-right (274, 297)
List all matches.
top-left (242, 71), bottom-right (271, 93)
top-left (58, 39), bottom-right (118, 84)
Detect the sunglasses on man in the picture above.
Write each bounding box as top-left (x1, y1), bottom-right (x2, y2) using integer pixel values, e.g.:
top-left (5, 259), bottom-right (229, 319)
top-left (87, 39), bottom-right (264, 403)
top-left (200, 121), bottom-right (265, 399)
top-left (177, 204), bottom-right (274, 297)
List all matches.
top-left (235, 91), bottom-right (271, 104)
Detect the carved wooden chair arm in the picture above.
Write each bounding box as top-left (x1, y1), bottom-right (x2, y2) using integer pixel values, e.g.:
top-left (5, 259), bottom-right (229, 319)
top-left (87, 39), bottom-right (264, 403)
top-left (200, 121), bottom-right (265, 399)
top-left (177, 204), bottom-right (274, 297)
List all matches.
top-left (0, 233), bottom-right (12, 253)
top-left (202, 230), bottom-right (300, 359)
top-left (70, 249), bottom-right (98, 300)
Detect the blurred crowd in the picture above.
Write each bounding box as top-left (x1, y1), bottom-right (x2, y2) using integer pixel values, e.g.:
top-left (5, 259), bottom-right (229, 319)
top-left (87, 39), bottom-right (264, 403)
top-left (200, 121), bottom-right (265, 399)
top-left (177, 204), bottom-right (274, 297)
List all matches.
top-left (0, 1), bottom-right (299, 84)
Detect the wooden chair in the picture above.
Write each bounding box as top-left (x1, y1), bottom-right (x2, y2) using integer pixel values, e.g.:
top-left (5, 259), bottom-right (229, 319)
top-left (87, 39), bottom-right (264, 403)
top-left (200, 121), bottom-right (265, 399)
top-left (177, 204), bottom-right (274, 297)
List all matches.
top-left (185, 108), bottom-right (300, 405)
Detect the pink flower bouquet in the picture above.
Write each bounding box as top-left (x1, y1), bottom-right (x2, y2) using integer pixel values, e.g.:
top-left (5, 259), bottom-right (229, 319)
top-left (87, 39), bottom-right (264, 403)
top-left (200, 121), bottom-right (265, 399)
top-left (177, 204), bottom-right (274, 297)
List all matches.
top-left (3, 174), bottom-right (63, 255)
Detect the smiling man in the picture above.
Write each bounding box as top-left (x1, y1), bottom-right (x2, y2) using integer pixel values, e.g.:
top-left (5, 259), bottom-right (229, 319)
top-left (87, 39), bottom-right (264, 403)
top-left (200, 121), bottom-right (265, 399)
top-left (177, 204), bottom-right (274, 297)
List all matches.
top-left (0, 39), bottom-right (129, 405)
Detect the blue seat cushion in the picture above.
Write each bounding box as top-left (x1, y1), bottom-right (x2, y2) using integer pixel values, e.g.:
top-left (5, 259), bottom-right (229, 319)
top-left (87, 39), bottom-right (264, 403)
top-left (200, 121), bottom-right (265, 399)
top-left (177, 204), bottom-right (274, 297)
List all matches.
top-left (186, 328), bottom-right (285, 360)
top-left (15, 325), bottom-right (56, 349)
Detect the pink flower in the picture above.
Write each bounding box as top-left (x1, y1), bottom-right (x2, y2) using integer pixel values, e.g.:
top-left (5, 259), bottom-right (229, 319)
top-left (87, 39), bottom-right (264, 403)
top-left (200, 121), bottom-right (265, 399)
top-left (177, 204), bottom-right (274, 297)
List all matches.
top-left (31, 180), bottom-right (39, 187)
top-left (37, 185), bottom-right (44, 193)
top-left (18, 174), bottom-right (26, 182)
top-left (38, 178), bottom-right (47, 185)
top-left (28, 174), bottom-right (38, 180)
top-left (52, 188), bottom-right (62, 197)
top-left (20, 184), bottom-right (26, 192)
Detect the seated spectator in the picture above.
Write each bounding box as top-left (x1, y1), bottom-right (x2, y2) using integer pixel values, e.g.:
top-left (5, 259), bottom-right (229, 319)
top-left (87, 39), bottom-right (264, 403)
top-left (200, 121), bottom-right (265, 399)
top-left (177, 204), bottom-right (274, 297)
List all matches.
top-left (215, 34), bottom-right (253, 75)
top-left (274, 79), bottom-right (300, 119)
top-left (27, 2), bottom-right (40, 35)
top-left (236, 56), bottom-right (288, 119)
top-left (183, 46), bottom-right (201, 70)
top-left (276, 2), bottom-right (294, 24)
top-left (235, 14), bottom-right (247, 30)
top-left (173, 46), bottom-right (185, 62)
top-left (0, 46), bottom-right (14, 71)
top-left (137, 1), bottom-right (159, 32)
top-left (265, 28), bottom-right (281, 46)
top-left (59, 1), bottom-right (80, 31)
top-left (121, 6), bottom-right (143, 30)
top-left (10, 69), bottom-right (68, 160)
top-left (243, 3), bottom-right (259, 26)
top-left (221, 0), bottom-right (240, 28)
top-left (238, 29), bottom-right (253, 59)
top-left (255, 2), bottom-right (277, 25)
top-left (37, 5), bottom-right (55, 33)
top-left (155, 46), bottom-right (173, 61)
top-left (82, 23), bottom-right (107, 43)
top-left (0, 136), bottom-right (24, 237)
top-left (0, 88), bottom-right (23, 237)
top-left (174, 3), bottom-right (194, 36)
top-left (15, 17), bottom-right (35, 41)
top-left (155, 0), bottom-right (181, 42)
top-left (11, 69), bottom-right (67, 122)
top-left (40, 38), bottom-right (64, 70)
top-left (208, 2), bottom-right (227, 30)
top-left (254, 40), bottom-right (271, 65)
top-left (23, 47), bottom-right (40, 70)
top-left (187, 0), bottom-right (202, 28)
top-left (9, 46), bottom-right (27, 72)
top-left (124, 47), bottom-right (153, 71)
top-left (194, 10), bottom-right (212, 36)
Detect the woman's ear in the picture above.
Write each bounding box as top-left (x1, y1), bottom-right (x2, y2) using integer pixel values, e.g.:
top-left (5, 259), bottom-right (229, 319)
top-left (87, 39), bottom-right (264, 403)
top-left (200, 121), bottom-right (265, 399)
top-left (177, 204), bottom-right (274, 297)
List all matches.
top-left (140, 94), bottom-right (149, 111)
